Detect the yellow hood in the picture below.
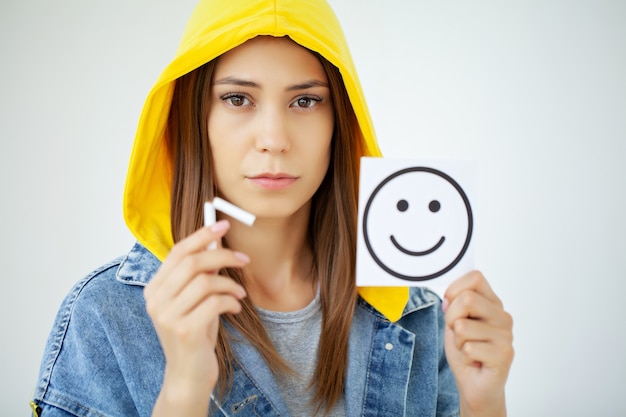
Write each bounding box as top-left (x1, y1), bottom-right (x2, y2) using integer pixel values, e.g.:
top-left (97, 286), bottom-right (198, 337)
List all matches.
top-left (123, 0), bottom-right (408, 321)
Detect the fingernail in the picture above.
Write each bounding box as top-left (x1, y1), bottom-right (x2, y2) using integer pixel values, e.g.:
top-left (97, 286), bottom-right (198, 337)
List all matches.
top-left (210, 220), bottom-right (229, 233)
top-left (234, 251), bottom-right (250, 263)
top-left (441, 298), bottom-right (449, 313)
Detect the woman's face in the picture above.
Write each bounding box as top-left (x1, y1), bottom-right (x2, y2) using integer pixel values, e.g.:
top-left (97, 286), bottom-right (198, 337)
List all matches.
top-left (208, 36), bottom-right (334, 220)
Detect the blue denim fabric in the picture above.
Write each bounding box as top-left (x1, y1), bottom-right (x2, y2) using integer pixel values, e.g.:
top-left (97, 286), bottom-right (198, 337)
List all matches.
top-left (31, 242), bottom-right (459, 416)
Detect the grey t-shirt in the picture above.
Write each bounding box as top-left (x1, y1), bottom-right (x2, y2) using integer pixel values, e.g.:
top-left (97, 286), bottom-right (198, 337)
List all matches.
top-left (258, 291), bottom-right (346, 416)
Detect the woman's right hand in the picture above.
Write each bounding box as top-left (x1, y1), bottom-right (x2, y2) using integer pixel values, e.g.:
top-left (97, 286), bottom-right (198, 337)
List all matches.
top-left (144, 220), bottom-right (249, 416)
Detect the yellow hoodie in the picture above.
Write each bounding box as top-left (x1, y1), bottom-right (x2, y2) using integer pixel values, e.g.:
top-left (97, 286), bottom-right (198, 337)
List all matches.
top-left (123, 0), bottom-right (409, 321)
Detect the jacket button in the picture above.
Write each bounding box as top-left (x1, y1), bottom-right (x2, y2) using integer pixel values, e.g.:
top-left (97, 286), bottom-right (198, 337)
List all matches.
top-left (385, 343), bottom-right (394, 351)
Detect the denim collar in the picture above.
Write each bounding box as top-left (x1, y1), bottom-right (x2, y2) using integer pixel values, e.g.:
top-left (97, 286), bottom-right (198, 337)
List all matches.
top-left (116, 242), bottom-right (161, 286)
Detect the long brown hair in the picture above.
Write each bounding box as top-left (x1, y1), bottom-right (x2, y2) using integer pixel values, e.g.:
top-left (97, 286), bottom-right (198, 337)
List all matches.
top-left (166, 40), bottom-right (363, 414)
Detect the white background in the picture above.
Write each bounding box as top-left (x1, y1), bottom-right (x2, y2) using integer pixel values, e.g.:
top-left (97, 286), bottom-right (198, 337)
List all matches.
top-left (1, 0), bottom-right (625, 415)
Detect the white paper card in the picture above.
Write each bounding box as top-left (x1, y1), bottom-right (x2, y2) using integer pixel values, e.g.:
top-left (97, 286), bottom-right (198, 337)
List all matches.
top-left (356, 157), bottom-right (476, 298)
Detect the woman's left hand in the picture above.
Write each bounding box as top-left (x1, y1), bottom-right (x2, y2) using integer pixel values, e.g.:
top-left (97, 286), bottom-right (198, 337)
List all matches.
top-left (443, 271), bottom-right (514, 417)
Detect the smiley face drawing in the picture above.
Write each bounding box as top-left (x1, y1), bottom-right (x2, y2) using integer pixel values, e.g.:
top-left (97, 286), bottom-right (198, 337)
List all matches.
top-left (362, 166), bottom-right (473, 281)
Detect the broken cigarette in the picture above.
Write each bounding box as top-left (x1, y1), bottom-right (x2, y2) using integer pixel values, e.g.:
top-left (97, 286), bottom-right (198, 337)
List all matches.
top-left (204, 197), bottom-right (256, 249)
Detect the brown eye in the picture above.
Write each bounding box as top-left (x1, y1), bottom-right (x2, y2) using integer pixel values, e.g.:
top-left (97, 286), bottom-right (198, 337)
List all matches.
top-left (292, 95), bottom-right (321, 109)
top-left (222, 94), bottom-right (250, 107)
top-left (229, 96), bottom-right (244, 106)
top-left (298, 97), bottom-right (313, 107)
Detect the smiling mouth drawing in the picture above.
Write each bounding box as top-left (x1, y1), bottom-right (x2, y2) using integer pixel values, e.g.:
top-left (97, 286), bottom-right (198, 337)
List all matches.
top-left (390, 235), bottom-right (445, 256)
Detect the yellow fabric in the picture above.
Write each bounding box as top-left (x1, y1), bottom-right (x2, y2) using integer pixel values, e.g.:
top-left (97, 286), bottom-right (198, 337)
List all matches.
top-left (122, 0), bottom-right (408, 321)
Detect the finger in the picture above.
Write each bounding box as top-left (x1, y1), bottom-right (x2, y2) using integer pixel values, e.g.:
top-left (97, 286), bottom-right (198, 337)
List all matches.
top-left (166, 274), bottom-right (247, 319)
top-left (169, 220), bottom-right (231, 261)
top-left (185, 294), bottom-right (243, 337)
top-left (158, 294), bottom-right (242, 346)
top-left (449, 318), bottom-right (513, 352)
top-left (444, 290), bottom-right (510, 329)
top-left (145, 249), bottom-right (249, 315)
top-left (148, 220), bottom-right (232, 292)
top-left (456, 338), bottom-right (515, 370)
top-left (168, 248), bottom-right (249, 295)
top-left (444, 271), bottom-right (502, 309)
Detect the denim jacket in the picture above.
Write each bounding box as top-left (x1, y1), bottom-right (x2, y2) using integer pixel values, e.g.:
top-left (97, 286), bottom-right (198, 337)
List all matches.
top-left (31, 243), bottom-right (459, 416)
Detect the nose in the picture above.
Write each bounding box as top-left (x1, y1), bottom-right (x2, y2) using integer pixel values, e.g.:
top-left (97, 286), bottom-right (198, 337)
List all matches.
top-left (254, 106), bottom-right (291, 154)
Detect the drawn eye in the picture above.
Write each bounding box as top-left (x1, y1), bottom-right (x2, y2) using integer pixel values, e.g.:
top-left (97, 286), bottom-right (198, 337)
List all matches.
top-left (397, 199), bottom-right (409, 212)
top-left (429, 200), bottom-right (441, 213)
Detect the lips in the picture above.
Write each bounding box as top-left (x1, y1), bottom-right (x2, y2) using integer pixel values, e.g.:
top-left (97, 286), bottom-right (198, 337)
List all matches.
top-left (247, 173), bottom-right (299, 190)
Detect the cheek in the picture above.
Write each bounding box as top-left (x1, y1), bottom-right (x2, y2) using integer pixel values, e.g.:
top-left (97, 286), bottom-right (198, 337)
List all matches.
top-left (301, 110), bottom-right (334, 158)
top-left (207, 119), bottom-right (240, 188)
top-left (301, 127), bottom-right (332, 173)
top-left (319, 119), bottom-right (334, 173)
top-left (209, 142), bottom-right (244, 187)
top-left (310, 133), bottom-right (332, 184)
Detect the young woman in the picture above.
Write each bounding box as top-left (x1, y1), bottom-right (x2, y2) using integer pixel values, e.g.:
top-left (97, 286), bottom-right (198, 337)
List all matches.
top-left (31, 1), bottom-right (513, 416)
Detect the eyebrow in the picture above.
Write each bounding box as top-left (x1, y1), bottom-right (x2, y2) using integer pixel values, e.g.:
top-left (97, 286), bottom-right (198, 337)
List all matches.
top-left (213, 76), bottom-right (328, 91)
